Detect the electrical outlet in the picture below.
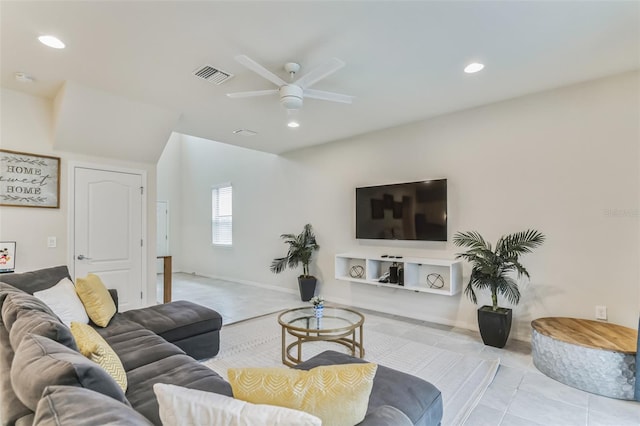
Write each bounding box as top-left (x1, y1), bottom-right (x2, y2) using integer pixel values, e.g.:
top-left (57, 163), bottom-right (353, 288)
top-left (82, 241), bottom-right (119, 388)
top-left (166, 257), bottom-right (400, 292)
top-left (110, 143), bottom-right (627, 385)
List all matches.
top-left (47, 236), bottom-right (57, 248)
top-left (595, 305), bottom-right (607, 320)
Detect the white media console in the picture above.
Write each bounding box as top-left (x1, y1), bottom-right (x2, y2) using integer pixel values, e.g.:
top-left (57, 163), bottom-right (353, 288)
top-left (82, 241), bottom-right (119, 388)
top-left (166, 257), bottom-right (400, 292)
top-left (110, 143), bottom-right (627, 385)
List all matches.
top-left (334, 253), bottom-right (463, 296)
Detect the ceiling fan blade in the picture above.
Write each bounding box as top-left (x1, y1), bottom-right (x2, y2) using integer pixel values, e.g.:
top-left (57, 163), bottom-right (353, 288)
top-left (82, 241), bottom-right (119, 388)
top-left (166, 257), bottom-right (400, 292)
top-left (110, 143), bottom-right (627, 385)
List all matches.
top-left (304, 89), bottom-right (354, 104)
top-left (294, 58), bottom-right (346, 89)
top-left (226, 89), bottom-right (278, 98)
top-left (235, 55), bottom-right (286, 87)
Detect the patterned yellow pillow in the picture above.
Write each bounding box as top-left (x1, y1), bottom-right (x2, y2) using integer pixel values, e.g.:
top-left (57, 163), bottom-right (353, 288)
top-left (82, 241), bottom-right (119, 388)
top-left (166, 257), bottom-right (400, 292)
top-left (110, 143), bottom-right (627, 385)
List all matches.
top-left (70, 321), bottom-right (127, 392)
top-left (75, 274), bottom-right (116, 327)
top-left (228, 363), bottom-right (377, 426)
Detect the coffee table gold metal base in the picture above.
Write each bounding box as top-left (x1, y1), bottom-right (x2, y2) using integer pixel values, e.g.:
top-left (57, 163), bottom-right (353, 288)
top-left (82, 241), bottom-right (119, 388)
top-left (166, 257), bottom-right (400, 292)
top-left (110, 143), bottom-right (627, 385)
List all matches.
top-left (278, 307), bottom-right (365, 367)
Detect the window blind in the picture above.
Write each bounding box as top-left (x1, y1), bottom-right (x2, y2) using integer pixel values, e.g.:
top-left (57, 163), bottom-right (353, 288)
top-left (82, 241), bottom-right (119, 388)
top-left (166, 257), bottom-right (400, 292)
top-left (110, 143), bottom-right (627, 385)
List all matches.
top-left (212, 184), bottom-right (232, 245)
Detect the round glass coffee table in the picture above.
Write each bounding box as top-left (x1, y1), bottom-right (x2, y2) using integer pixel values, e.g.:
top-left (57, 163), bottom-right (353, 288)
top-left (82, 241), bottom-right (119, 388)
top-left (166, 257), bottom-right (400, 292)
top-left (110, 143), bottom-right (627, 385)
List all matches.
top-left (278, 306), bottom-right (365, 367)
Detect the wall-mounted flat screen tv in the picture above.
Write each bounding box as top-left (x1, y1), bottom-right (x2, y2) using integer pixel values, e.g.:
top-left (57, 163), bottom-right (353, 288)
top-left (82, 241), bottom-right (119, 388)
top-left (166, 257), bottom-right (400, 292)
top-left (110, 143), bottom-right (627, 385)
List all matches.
top-left (356, 179), bottom-right (447, 241)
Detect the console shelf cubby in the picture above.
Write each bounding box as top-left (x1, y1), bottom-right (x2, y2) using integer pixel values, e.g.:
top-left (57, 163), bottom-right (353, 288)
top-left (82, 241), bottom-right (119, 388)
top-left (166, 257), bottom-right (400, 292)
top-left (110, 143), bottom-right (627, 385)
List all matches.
top-left (335, 253), bottom-right (462, 296)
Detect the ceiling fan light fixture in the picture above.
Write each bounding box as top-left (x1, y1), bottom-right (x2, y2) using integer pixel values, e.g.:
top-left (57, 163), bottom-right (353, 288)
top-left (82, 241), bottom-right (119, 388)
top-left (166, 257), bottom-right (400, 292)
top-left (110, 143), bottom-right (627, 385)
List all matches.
top-left (464, 62), bottom-right (484, 74)
top-left (287, 109), bottom-right (300, 128)
top-left (282, 97), bottom-right (303, 109)
top-left (279, 85), bottom-right (304, 110)
top-left (227, 55), bottom-right (352, 122)
top-left (38, 35), bottom-right (65, 49)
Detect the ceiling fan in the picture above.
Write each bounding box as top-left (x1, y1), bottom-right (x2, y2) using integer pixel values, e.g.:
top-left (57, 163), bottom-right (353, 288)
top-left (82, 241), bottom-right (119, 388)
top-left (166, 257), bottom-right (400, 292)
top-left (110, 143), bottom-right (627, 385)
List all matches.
top-left (226, 55), bottom-right (354, 111)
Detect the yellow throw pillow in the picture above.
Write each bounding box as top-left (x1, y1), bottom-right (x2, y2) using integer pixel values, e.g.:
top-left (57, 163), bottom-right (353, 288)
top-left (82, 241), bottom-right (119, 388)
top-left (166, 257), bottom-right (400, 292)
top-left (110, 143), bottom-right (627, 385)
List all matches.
top-left (70, 321), bottom-right (127, 392)
top-left (75, 274), bottom-right (116, 327)
top-left (228, 363), bottom-right (378, 426)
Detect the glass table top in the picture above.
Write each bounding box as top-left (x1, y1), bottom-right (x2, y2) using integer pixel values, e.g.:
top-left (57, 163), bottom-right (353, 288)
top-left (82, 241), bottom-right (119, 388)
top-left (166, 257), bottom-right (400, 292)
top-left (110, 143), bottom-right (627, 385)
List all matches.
top-left (278, 306), bottom-right (364, 333)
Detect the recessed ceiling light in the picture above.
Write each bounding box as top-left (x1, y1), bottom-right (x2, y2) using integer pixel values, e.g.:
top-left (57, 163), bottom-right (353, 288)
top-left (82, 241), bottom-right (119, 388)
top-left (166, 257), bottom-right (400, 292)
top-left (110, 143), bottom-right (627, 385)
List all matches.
top-left (38, 35), bottom-right (65, 49)
top-left (464, 62), bottom-right (484, 74)
top-left (287, 121), bottom-right (300, 128)
top-left (15, 72), bottom-right (35, 83)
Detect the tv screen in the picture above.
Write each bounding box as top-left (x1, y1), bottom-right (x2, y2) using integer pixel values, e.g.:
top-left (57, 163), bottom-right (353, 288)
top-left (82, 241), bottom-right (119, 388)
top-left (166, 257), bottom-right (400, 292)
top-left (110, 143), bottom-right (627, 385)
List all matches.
top-left (356, 179), bottom-right (447, 241)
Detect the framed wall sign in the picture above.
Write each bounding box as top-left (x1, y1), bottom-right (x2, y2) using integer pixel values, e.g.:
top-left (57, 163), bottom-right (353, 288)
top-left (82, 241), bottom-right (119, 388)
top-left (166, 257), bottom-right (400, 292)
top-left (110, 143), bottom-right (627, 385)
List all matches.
top-left (0, 149), bottom-right (60, 208)
top-left (0, 241), bottom-right (16, 273)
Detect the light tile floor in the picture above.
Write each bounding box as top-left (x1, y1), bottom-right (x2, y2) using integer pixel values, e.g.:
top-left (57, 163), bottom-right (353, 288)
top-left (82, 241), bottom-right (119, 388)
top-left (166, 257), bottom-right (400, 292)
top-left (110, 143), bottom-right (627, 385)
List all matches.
top-left (157, 273), bottom-right (640, 426)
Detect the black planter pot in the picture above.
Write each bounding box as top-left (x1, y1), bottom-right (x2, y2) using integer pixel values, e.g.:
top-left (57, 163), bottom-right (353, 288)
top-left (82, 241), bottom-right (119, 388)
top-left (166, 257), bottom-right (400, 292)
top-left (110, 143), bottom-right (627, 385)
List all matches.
top-left (297, 276), bottom-right (317, 302)
top-left (477, 306), bottom-right (512, 348)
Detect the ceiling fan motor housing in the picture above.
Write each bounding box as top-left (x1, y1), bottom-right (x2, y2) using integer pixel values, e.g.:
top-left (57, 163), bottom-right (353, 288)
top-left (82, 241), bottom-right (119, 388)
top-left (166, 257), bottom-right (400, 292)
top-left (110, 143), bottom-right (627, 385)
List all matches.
top-left (279, 85), bottom-right (303, 109)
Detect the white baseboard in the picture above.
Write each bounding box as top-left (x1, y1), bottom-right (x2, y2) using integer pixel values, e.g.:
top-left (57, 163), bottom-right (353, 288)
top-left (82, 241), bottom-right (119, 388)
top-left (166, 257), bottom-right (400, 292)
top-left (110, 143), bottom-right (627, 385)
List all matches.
top-left (326, 294), bottom-right (474, 329)
top-left (163, 271), bottom-right (529, 343)
top-left (320, 294), bottom-right (530, 343)
top-left (185, 272), bottom-right (300, 297)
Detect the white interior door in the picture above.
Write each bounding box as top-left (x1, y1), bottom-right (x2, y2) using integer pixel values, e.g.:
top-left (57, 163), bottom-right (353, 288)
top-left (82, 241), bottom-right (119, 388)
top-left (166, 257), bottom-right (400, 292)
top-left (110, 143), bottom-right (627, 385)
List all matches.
top-left (74, 167), bottom-right (144, 311)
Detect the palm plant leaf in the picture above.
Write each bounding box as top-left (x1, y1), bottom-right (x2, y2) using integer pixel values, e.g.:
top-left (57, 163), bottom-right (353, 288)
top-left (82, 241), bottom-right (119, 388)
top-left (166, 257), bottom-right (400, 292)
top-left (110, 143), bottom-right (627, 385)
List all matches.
top-left (287, 250), bottom-right (301, 269)
top-left (464, 281), bottom-right (478, 304)
top-left (270, 257), bottom-right (288, 274)
top-left (496, 276), bottom-right (521, 305)
top-left (453, 231), bottom-right (491, 252)
top-left (464, 267), bottom-right (493, 304)
top-left (497, 229), bottom-right (545, 257)
top-left (509, 260), bottom-right (530, 279)
top-left (270, 224), bottom-right (320, 277)
top-left (454, 229), bottom-right (544, 310)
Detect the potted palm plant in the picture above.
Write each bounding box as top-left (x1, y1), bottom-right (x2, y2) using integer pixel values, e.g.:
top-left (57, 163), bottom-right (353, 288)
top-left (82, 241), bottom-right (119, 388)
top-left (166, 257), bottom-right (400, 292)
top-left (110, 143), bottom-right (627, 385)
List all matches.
top-left (270, 224), bottom-right (320, 301)
top-left (453, 229), bottom-right (545, 348)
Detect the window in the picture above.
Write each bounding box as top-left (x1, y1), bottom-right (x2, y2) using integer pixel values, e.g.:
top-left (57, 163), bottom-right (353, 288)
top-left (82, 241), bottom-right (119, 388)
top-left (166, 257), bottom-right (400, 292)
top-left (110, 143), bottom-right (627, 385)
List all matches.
top-left (212, 184), bottom-right (232, 246)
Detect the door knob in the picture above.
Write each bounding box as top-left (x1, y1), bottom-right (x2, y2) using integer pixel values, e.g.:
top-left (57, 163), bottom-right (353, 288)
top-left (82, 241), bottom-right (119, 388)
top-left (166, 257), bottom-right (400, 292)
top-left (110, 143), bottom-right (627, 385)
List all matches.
top-left (77, 254), bottom-right (92, 260)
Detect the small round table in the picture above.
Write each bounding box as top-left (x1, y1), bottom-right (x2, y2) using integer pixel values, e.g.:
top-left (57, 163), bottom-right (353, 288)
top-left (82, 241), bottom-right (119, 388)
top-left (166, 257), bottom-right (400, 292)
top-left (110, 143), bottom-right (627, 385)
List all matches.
top-left (278, 306), bottom-right (365, 367)
top-left (531, 317), bottom-right (637, 400)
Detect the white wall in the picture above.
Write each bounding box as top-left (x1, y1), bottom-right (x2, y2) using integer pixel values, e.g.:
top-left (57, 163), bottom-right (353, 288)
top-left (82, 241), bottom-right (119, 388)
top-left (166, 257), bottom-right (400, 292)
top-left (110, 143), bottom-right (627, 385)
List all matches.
top-left (156, 132), bottom-right (184, 270)
top-left (0, 88), bottom-right (159, 305)
top-left (162, 71), bottom-right (640, 340)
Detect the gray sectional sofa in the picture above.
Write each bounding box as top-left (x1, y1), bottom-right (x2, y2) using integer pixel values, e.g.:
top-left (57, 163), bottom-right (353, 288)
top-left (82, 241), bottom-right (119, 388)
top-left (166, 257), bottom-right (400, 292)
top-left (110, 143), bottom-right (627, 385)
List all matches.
top-left (0, 266), bottom-right (229, 426)
top-left (0, 266), bottom-right (443, 426)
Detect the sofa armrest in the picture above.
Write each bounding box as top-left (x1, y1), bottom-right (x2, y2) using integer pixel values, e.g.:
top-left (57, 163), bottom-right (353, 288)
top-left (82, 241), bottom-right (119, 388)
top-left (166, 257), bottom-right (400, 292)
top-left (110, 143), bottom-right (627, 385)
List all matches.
top-left (295, 350), bottom-right (443, 426)
top-left (108, 289), bottom-right (119, 313)
top-left (358, 405), bottom-right (413, 426)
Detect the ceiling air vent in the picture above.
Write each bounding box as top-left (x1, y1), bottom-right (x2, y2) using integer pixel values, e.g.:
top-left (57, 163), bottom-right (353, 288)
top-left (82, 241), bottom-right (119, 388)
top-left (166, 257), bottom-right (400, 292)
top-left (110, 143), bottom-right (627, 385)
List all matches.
top-left (192, 65), bottom-right (234, 85)
top-left (233, 129), bottom-right (257, 136)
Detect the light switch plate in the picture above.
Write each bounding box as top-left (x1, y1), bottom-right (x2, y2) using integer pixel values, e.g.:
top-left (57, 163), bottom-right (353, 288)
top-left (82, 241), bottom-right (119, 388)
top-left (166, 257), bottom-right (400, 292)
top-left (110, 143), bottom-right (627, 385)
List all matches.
top-left (47, 236), bottom-right (56, 248)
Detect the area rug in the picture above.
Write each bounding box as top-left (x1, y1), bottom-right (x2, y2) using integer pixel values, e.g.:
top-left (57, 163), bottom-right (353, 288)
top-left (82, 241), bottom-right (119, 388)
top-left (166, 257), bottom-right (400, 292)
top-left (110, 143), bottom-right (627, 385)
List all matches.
top-left (203, 310), bottom-right (499, 426)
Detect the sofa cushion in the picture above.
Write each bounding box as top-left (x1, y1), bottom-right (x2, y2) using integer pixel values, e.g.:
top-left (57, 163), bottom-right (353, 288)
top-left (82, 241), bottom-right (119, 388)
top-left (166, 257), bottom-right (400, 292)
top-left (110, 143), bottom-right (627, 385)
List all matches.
top-left (125, 353), bottom-right (233, 424)
top-left (9, 309), bottom-right (77, 352)
top-left (1, 291), bottom-right (59, 331)
top-left (154, 383), bottom-right (322, 426)
top-left (75, 274), bottom-right (116, 327)
top-left (0, 323), bottom-right (32, 424)
top-left (14, 414), bottom-right (34, 426)
top-left (33, 386), bottom-right (153, 426)
top-left (229, 363), bottom-right (378, 426)
top-left (94, 315), bottom-right (187, 372)
top-left (70, 321), bottom-right (127, 392)
top-left (121, 300), bottom-right (222, 342)
top-left (34, 277), bottom-right (89, 327)
top-left (0, 265), bottom-right (70, 295)
top-left (295, 350), bottom-right (443, 426)
top-left (0, 281), bottom-right (26, 308)
top-left (11, 334), bottom-right (128, 411)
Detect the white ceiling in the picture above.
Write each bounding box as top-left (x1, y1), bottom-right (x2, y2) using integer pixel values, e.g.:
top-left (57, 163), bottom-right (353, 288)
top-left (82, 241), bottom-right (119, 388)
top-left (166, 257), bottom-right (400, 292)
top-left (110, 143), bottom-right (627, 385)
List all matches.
top-left (2, 1), bottom-right (639, 155)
